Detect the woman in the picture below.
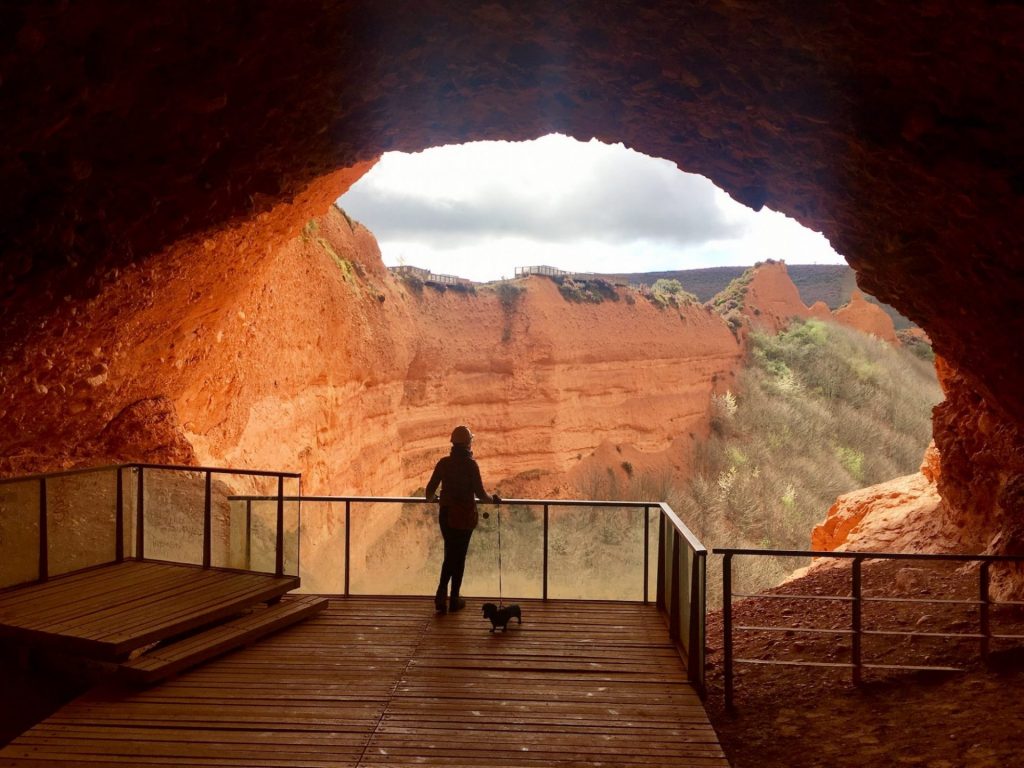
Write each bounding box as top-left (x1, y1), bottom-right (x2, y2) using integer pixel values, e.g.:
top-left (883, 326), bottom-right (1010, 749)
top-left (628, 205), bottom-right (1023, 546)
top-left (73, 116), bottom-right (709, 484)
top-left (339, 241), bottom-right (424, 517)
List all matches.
top-left (425, 425), bottom-right (500, 614)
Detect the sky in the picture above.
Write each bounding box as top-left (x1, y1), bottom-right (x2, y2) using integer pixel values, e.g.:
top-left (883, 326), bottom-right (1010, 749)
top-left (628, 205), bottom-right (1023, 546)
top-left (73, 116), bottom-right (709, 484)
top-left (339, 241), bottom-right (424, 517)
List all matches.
top-left (337, 134), bottom-right (845, 283)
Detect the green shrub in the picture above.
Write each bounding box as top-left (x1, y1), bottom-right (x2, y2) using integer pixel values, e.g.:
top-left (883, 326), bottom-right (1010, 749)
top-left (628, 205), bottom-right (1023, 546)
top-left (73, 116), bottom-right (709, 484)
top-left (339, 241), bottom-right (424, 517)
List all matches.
top-left (711, 266), bottom-right (756, 311)
top-left (555, 276), bottom-right (619, 303)
top-left (648, 278), bottom-right (699, 309)
top-left (672, 318), bottom-right (941, 603)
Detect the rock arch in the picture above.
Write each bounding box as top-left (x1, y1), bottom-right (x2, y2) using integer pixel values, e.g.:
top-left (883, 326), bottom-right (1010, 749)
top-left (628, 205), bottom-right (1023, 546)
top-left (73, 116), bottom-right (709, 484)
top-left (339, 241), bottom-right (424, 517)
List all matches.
top-left (2, 2), bottom-right (1022, 548)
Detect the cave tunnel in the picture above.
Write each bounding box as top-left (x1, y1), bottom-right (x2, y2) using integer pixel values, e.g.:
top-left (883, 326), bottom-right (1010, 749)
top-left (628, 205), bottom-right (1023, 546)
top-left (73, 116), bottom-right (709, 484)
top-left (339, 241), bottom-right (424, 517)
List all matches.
top-left (1, 1), bottom-right (1023, 551)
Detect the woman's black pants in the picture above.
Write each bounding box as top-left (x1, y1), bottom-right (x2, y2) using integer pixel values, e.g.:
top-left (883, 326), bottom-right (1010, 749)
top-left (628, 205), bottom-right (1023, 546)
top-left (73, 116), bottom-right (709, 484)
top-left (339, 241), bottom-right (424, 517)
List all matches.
top-left (437, 507), bottom-right (474, 598)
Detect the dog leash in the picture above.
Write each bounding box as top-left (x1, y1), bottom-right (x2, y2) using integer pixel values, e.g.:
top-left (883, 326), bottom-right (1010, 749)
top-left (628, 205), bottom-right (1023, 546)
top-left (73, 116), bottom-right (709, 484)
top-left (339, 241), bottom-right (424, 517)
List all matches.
top-left (496, 504), bottom-right (504, 608)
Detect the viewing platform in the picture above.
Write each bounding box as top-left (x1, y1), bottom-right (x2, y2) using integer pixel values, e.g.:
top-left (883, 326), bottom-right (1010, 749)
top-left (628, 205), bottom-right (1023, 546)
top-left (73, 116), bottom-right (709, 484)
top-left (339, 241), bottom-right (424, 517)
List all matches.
top-left (0, 464), bottom-right (724, 766)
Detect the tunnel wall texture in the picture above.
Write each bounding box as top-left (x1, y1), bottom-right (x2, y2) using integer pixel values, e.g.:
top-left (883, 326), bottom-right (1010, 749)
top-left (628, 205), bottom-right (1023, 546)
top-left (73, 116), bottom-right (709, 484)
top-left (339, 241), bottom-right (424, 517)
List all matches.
top-left (1, 1), bottom-right (1023, 552)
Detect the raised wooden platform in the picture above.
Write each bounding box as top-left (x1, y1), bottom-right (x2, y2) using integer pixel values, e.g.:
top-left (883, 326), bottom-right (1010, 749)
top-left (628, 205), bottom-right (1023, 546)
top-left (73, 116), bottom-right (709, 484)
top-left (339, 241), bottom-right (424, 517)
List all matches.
top-left (0, 597), bottom-right (728, 767)
top-left (0, 561), bottom-right (299, 660)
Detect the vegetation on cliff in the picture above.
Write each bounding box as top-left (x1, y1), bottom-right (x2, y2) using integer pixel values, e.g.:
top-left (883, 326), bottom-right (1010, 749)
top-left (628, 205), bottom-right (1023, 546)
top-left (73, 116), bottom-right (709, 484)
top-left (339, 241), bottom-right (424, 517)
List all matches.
top-left (679, 318), bottom-right (941, 595)
top-left (577, 318), bottom-right (941, 601)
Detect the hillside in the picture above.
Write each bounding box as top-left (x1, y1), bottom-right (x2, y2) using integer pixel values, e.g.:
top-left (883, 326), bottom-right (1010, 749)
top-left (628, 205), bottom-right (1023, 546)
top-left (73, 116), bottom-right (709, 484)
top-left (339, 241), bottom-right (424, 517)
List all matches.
top-left (672, 318), bottom-right (941, 597)
top-left (607, 263), bottom-right (915, 329)
top-left (0, 206), bottom-right (743, 592)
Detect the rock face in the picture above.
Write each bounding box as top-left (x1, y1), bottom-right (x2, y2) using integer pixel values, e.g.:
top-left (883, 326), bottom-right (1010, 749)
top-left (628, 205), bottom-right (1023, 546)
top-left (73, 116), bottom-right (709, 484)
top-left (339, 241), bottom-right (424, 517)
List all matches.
top-left (833, 290), bottom-right (899, 344)
top-left (932, 358), bottom-right (1024, 559)
top-left (811, 443), bottom-right (951, 554)
top-left (740, 261), bottom-right (832, 334)
top-left (1, 3), bottom-right (1023, 561)
top-left (0, 208), bottom-right (743, 501)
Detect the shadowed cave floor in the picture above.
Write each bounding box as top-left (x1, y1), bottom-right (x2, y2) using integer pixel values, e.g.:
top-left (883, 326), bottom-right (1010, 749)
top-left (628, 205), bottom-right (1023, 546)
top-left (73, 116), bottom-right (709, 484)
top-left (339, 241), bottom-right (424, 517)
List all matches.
top-left (703, 559), bottom-right (1024, 768)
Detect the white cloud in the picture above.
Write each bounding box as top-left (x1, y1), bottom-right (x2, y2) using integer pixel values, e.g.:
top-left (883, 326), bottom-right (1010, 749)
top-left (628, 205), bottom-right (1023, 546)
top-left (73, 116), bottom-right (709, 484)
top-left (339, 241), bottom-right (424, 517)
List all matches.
top-left (338, 134), bottom-right (845, 281)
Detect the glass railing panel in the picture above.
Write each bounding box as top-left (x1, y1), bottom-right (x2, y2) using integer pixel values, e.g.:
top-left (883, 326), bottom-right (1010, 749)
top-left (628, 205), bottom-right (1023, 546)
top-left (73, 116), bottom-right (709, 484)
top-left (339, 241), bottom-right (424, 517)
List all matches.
top-left (463, 503), bottom-right (543, 600)
top-left (212, 474), bottom-right (294, 572)
top-left (246, 499), bottom-right (282, 575)
top-left (660, 524), bottom-right (678, 613)
top-left (141, 468), bottom-right (204, 565)
top-left (46, 469), bottom-right (118, 576)
top-left (350, 500), bottom-right (439, 595)
top-left (547, 505), bottom-right (645, 600)
top-left (0, 479), bottom-right (40, 588)
top-left (346, 500), bottom-right (544, 599)
top-left (295, 500), bottom-right (346, 594)
top-left (283, 492), bottom-right (300, 578)
top-left (646, 506), bottom-right (658, 603)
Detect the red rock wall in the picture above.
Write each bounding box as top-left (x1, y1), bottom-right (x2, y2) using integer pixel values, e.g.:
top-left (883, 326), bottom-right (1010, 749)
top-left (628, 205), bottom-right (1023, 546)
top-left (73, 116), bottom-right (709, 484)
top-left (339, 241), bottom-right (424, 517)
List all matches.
top-left (932, 358), bottom-right (1024, 559)
top-left (833, 291), bottom-right (899, 344)
top-left (0, 208), bottom-right (743, 502)
top-left (741, 261), bottom-right (830, 334)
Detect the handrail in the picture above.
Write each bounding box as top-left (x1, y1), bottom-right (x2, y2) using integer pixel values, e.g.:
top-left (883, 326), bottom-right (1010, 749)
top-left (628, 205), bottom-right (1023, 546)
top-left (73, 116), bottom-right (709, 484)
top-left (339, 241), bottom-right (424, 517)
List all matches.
top-left (231, 494), bottom-right (654, 506)
top-left (715, 547), bottom-right (1024, 563)
top-left (658, 501), bottom-right (707, 555)
top-left (715, 547), bottom-right (1024, 709)
top-left (0, 462), bottom-right (301, 486)
top-left (227, 495), bottom-right (706, 553)
top-left (0, 463), bottom-right (127, 485)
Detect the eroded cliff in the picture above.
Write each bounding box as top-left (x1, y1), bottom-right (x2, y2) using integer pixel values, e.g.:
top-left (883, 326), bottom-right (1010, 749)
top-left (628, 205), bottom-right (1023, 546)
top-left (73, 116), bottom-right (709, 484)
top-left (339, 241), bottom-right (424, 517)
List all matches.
top-left (0, 206), bottom-right (743, 502)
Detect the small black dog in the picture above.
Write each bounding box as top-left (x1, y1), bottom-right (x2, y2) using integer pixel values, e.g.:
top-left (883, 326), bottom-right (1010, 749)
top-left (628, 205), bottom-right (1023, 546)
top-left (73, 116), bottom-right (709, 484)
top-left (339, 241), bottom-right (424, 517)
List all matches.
top-left (481, 602), bottom-right (522, 632)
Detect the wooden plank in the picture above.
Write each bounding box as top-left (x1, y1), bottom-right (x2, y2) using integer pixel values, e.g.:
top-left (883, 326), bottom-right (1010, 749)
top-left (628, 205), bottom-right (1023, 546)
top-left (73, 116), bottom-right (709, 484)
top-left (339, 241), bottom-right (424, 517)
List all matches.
top-left (121, 596), bottom-right (328, 684)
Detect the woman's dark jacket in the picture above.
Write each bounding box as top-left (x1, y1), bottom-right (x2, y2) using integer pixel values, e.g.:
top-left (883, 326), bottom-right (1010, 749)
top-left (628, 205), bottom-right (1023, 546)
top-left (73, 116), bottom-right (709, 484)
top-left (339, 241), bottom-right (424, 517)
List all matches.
top-left (425, 446), bottom-right (489, 505)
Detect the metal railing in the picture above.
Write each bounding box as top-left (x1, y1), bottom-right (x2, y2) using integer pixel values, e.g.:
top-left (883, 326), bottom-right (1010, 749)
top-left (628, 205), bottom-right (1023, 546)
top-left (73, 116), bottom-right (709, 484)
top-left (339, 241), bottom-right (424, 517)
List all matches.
top-left (0, 463), bottom-right (301, 588)
top-left (716, 548), bottom-right (1024, 708)
top-left (230, 494), bottom-right (708, 694)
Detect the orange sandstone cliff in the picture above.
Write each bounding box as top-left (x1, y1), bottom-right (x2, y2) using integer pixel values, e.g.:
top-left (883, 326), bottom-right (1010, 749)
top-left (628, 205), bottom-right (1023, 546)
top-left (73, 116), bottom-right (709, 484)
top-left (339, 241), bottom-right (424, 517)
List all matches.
top-left (0, 207), bottom-right (743, 500)
top-left (740, 261), bottom-right (832, 334)
top-left (833, 290), bottom-right (900, 343)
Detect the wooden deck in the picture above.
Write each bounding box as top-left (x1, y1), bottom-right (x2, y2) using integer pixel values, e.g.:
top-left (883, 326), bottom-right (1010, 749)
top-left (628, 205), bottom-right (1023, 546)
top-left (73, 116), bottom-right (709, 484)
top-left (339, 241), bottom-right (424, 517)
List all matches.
top-left (0, 561), bottom-right (299, 659)
top-left (0, 597), bottom-right (728, 767)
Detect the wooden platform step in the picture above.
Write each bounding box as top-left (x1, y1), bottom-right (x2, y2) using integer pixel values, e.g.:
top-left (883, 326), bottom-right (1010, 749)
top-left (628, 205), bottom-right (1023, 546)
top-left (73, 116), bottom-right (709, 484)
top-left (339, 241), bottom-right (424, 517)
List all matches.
top-left (120, 596), bottom-right (328, 685)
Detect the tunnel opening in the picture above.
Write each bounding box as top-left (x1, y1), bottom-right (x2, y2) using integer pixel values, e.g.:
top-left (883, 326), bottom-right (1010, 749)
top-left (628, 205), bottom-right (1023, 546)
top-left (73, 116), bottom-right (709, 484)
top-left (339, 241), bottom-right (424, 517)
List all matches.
top-left (2, 4), bottom-right (1024, 766)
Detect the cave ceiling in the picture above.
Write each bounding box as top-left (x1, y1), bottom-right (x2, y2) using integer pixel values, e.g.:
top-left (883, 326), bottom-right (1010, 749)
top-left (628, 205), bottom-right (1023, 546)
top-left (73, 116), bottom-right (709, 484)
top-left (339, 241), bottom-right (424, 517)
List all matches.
top-left (1, 1), bottom-right (1022, 421)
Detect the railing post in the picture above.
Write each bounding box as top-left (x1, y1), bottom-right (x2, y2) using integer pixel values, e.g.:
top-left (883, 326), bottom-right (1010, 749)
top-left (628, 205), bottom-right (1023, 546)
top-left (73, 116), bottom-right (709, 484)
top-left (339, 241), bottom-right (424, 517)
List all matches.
top-left (852, 556), bottom-right (864, 686)
top-left (136, 466), bottom-right (145, 560)
top-left (723, 553), bottom-right (734, 710)
top-left (980, 561), bottom-right (991, 661)
top-left (38, 477), bottom-right (48, 582)
top-left (543, 503), bottom-right (549, 601)
top-left (669, 531), bottom-right (681, 642)
top-left (344, 500), bottom-right (351, 597)
top-left (643, 505), bottom-right (650, 605)
top-left (115, 467), bottom-right (124, 563)
top-left (688, 548), bottom-right (702, 691)
top-left (202, 471), bottom-right (212, 568)
top-left (275, 475), bottom-right (285, 577)
top-left (656, 512), bottom-right (666, 611)
top-left (244, 500), bottom-right (252, 571)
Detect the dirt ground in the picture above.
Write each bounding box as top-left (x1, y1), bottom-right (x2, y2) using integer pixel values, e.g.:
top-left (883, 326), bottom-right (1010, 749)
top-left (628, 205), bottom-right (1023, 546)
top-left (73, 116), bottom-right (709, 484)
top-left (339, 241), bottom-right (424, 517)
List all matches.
top-left (703, 559), bottom-right (1024, 768)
